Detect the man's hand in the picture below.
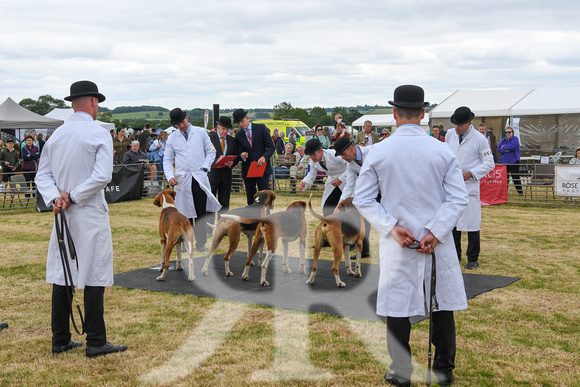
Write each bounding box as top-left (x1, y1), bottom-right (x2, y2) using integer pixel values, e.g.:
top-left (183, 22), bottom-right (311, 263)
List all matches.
top-left (418, 232), bottom-right (439, 255)
top-left (331, 178), bottom-right (342, 187)
top-left (169, 177), bottom-right (178, 186)
top-left (241, 152), bottom-right (248, 160)
top-left (462, 171), bottom-right (473, 181)
top-left (390, 225), bottom-right (415, 248)
top-left (298, 181), bottom-right (306, 191)
top-left (256, 156), bottom-right (266, 167)
top-left (224, 161), bottom-right (233, 168)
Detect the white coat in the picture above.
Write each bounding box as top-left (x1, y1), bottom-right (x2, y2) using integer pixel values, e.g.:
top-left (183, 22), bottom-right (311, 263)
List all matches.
top-left (353, 124), bottom-right (469, 317)
top-left (300, 149), bottom-right (347, 209)
top-left (445, 126), bottom-right (495, 231)
top-left (36, 112), bottom-right (114, 289)
top-left (339, 145), bottom-right (373, 203)
top-left (163, 124), bottom-right (221, 218)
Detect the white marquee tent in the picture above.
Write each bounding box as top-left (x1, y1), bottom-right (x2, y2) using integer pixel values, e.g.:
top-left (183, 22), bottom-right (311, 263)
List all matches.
top-left (0, 97), bottom-right (64, 140)
top-left (429, 88), bottom-right (580, 156)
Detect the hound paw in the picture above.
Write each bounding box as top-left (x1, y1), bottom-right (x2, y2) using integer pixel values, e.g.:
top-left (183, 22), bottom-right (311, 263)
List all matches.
top-left (337, 281), bottom-right (346, 288)
top-left (355, 271), bottom-right (362, 278)
top-left (298, 266), bottom-right (305, 274)
top-left (188, 275), bottom-right (196, 282)
top-left (261, 280), bottom-right (270, 287)
top-left (201, 268), bottom-right (208, 276)
top-left (226, 271), bottom-right (234, 277)
top-left (283, 267), bottom-right (292, 274)
top-left (156, 276), bottom-right (165, 281)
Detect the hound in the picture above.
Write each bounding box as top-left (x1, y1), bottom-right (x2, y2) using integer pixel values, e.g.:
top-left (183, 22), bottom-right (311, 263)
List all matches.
top-left (153, 190), bottom-right (195, 281)
top-left (201, 190), bottom-right (276, 277)
top-left (307, 196), bottom-right (365, 287)
top-left (221, 200), bottom-right (308, 287)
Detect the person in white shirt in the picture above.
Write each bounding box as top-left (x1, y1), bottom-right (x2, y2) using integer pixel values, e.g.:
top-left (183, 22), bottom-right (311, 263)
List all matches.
top-left (445, 106), bottom-right (495, 269)
top-left (36, 80), bottom-right (127, 357)
top-left (163, 108), bottom-right (221, 252)
top-left (353, 85), bottom-right (468, 386)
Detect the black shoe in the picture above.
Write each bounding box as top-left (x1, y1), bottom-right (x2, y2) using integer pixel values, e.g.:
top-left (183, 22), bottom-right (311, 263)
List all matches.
top-left (465, 261), bottom-right (479, 269)
top-left (197, 245), bottom-right (207, 253)
top-left (434, 370), bottom-right (455, 386)
top-left (384, 371), bottom-right (411, 387)
top-left (86, 342), bottom-right (128, 358)
top-left (0, 323), bottom-right (8, 331)
top-left (52, 340), bottom-right (82, 354)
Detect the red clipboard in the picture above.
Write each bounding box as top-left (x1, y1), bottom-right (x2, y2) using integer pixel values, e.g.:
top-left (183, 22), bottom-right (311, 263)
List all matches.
top-left (246, 161), bottom-right (266, 178)
top-left (212, 155), bottom-right (237, 168)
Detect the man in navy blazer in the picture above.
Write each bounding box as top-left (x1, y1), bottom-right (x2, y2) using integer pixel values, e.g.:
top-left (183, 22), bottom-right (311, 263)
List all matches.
top-left (233, 108), bottom-right (275, 205)
top-left (208, 116), bottom-right (239, 226)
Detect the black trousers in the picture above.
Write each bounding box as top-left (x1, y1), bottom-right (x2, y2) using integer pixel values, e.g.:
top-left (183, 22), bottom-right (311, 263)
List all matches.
top-left (386, 311), bottom-right (456, 379)
top-left (452, 228), bottom-right (480, 262)
top-left (208, 176), bottom-right (232, 226)
top-left (189, 177), bottom-right (208, 248)
top-left (243, 174), bottom-right (270, 206)
top-left (506, 162), bottom-right (523, 196)
top-left (322, 186), bottom-right (342, 217)
top-left (52, 284), bottom-right (106, 347)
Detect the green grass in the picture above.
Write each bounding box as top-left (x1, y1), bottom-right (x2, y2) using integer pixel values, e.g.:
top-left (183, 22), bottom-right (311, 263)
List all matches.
top-left (0, 195), bottom-right (578, 386)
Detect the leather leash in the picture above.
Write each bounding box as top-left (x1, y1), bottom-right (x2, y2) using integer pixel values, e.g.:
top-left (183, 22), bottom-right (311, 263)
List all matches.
top-left (55, 211), bottom-right (85, 336)
top-left (407, 239), bottom-right (439, 386)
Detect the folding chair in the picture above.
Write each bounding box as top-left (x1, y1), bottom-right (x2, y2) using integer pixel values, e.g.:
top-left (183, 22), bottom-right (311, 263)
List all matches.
top-left (8, 174), bottom-right (36, 208)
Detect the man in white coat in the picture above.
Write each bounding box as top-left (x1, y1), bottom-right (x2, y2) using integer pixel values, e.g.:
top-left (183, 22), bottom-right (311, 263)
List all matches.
top-left (333, 137), bottom-right (375, 258)
top-left (163, 108), bottom-right (221, 252)
top-left (353, 85), bottom-right (469, 386)
top-left (297, 138), bottom-right (347, 216)
top-left (36, 80), bottom-right (127, 357)
top-left (445, 106), bottom-right (495, 270)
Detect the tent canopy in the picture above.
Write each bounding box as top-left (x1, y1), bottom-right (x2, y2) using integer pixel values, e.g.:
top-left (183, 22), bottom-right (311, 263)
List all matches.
top-left (0, 97), bottom-right (63, 129)
top-left (430, 89), bottom-right (534, 118)
top-left (45, 108), bottom-right (115, 131)
top-left (509, 87), bottom-right (580, 116)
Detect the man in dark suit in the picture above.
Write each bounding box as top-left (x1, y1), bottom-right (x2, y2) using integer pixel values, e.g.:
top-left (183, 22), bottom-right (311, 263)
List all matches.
top-left (233, 108), bottom-right (276, 205)
top-left (208, 116), bottom-right (239, 227)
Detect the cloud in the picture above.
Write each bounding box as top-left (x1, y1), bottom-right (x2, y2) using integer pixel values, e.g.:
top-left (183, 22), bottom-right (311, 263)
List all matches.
top-left (1, 0), bottom-right (580, 109)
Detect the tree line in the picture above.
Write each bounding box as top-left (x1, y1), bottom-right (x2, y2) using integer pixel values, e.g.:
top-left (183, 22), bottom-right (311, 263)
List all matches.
top-left (18, 95), bottom-right (391, 130)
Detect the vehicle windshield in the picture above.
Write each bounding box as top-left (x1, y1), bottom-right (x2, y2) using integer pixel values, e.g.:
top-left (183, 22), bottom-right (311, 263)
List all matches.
top-left (291, 126), bottom-right (309, 137)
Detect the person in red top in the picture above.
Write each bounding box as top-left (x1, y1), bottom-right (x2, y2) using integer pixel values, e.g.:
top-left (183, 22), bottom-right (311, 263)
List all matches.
top-left (431, 126), bottom-right (445, 142)
top-left (21, 134), bottom-right (40, 197)
top-left (331, 122), bottom-right (350, 145)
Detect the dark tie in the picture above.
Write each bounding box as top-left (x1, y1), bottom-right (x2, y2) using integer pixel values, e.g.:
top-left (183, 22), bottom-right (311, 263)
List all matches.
top-left (183, 131), bottom-right (188, 141)
top-left (459, 134), bottom-right (464, 144)
top-left (319, 160), bottom-right (328, 170)
top-left (355, 160), bottom-right (363, 167)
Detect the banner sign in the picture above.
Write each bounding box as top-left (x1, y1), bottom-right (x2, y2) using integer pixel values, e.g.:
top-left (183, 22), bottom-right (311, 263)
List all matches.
top-left (480, 164), bottom-right (508, 206)
top-left (555, 165), bottom-right (580, 196)
top-left (105, 164), bottom-right (144, 203)
top-left (37, 164), bottom-right (145, 212)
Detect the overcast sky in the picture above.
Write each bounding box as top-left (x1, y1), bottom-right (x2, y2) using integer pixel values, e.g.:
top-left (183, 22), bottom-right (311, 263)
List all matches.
top-left (1, 1), bottom-right (579, 111)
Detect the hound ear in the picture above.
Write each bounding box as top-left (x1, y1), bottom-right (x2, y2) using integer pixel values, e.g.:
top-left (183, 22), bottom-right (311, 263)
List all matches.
top-left (170, 190), bottom-right (177, 199)
top-left (153, 195), bottom-right (161, 207)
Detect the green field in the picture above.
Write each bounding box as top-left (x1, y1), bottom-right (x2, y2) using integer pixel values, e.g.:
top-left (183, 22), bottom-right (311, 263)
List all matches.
top-left (0, 194), bottom-right (578, 386)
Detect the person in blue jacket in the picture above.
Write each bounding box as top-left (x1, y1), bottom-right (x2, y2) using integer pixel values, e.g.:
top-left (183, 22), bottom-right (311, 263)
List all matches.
top-left (498, 126), bottom-right (522, 196)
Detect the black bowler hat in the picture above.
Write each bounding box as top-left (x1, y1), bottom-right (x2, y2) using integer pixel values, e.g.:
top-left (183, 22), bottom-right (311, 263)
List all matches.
top-left (170, 108), bottom-right (187, 125)
top-left (388, 85), bottom-right (429, 109)
top-left (216, 116), bottom-right (233, 129)
top-left (333, 137), bottom-right (354, 157)
top-left (232, 109), bottom-right (248, 124)
top-left (450, 106), bottom-right (475, 126)
top-left (304, 138), bottom-right (323, 155)
top-left (64, 80), bottom-right (106, 102)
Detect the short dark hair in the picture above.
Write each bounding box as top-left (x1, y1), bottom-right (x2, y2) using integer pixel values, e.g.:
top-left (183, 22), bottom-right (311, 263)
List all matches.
top-left (395, 107), bottom-right (423, 120)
